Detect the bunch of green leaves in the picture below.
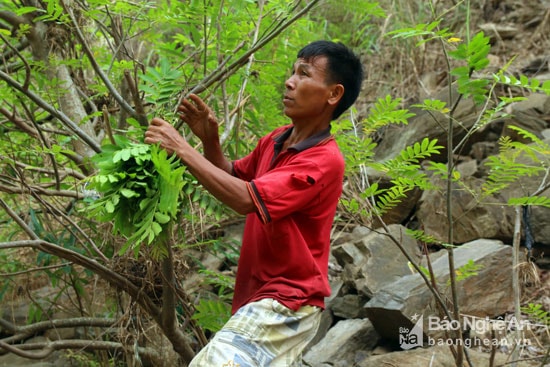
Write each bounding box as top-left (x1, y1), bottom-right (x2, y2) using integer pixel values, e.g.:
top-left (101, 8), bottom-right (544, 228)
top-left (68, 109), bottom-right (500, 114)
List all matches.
top-left (139, 57), bottom-right (185, 118)
top-left (191, 298), bottom-right (232, 333)
top-left (341, 136), bottom-right (443, 218)
top-left (481, 128), bottom-right (548, 197)
top-left (521, 303), bottom-right (550, 327)
top-left (389, 17), bottom-right (492, 104)
top-left (86, 136), bottom-right (190, 258)
top-left (191, 269), bottom-right (234, 333)
top-left (447, 32), bottom-right (491, 102)
top-left (452, 259), bottom-right (483, 283)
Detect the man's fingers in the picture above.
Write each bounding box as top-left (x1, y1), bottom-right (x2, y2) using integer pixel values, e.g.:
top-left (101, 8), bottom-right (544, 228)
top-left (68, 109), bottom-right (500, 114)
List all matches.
top-left (150, 117), bottom-right (167, 126)
top-left (188, 94), bottom-right (209, 113)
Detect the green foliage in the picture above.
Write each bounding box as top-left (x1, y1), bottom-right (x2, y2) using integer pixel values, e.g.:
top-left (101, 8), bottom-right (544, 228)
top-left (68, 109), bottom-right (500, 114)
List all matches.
top-left (365, 138), bottom-right (443, 215)
top-left (311, 0), bottom-right (386, 50)
top-left (406, 229), bottom-right (441, 245)
top-left (27, 303), bottom-right (45, 324)
top-left (363, 95), bottom-right (415, 134)
top-left (482, 134), bottom-right (546, 196)
top-left (494, 73), bottom-right (550, 95)
top-left (373, 137), bottom-right (443, 172)
top-left (63, 351), bottom-right (101, 367)
top-left (32, 0), bottom-right (69, 23)
top-left (337, 94), bottom-right (441, 220)
top-left (387, 20), bottom-right (453, 44)
top-left (521, 303), bottom-right (550, 327)
top-left (191, 298), bottom-right (232, 333)
top-left (408, 262), bottom-right (431, 278)
top-left (139, 57), bottom-right (185, 118)
top-left (86, 136), bottom-right (190, 258)
top-left (333, 116), bottom-right (377, 176)
top-left (453, 259), bottom-right (483, 283)
top-left (191, 269), bottom-right (234, 333)
top-left (199, 269), bottom-right (234, 299)
top-left (448, 32), bottom-right (491, 104)
top-left (412, 99), bottom-right (449, 114)
top-left (508, 196), bottom-right (550, 208)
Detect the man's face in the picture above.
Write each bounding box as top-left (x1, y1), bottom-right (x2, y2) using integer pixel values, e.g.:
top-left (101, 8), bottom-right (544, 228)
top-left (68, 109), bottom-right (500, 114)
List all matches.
top-left (283, 56), bottom-right (337, 121)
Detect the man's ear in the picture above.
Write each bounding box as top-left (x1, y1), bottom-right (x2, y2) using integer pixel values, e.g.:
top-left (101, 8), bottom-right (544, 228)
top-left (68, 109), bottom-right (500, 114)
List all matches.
top-left (328, 84), bottom-right (344, 106)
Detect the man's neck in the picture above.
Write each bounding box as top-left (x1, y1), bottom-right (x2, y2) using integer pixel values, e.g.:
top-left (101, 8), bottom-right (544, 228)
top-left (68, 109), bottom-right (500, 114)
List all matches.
top-left (284, 121), bottom-right (330, 149)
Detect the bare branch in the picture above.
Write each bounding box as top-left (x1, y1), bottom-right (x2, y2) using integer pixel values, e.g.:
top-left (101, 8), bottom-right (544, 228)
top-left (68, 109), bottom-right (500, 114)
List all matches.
top-left (0, 106), bottom-right (38, 138)
top-left (0, 317), bottom-right (117, 345)
top-left (0, 237), bottom-right (195, 362)
top-left (0, 183), bottom-right (83, 199)
top-left (0, 339), bottom-right (162, 363)
top-left (60, 1), bottom-right (144, 125)
top-left (174, 0), bottom-right (323, 129)
top-left (160, 238), bottom-right (195, 364)
top-left (0, 69), bottom-right (102, 153)
top-left (0, 239), bottom-right (162, 320)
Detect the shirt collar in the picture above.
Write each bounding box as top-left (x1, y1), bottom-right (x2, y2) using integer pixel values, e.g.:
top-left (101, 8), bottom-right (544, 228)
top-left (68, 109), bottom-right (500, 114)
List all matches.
top-left (274, 125), bottom-right (332, 152)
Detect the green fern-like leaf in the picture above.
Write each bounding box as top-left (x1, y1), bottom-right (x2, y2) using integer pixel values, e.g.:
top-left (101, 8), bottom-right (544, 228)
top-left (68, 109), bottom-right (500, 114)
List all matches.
top-left (363, 95), bottom-right (415, 133)
top-left (406, 229), bottom-right (441, 245)
top-left (191, 299), bottom-right (232, 333)
top-left (387, 20), bottom-right (453, 45)
top-left (448, 32), bottom-right (491, 103)
top-left (139, 57), bottom-right (185, 113)
top-left (508, 196), bottom-right (550, 208)
top-left (372, 138), bottom-right (443, 176)
top-left (373, 185), bottom-right (412, 215)
top-left (454, 259), bottom-right (483, 282)
top-left (482, 135), bottom-right (546, 196)
top-left (85, 137), bottom-right (190, 258)
top-left (521, 303), bottom-right (550, 327)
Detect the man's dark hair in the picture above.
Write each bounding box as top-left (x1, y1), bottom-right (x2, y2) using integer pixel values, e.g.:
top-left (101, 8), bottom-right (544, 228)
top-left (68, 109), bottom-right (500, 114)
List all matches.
top-left (297, 40), bottom-right (364, 120)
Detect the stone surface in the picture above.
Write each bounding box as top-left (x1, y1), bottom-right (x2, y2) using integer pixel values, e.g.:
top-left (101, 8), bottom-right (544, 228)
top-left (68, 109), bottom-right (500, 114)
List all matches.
top-left (364, 239), bottom-right (514, 340)
top-left (303, 318), bottom-right (379, 367)
top-left (356, 345), bottom-right (539, 367)
top-left (332, 224), bottom-right (422, 298)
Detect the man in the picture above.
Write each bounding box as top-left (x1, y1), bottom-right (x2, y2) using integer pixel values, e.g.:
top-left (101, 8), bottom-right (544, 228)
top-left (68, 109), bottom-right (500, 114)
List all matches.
top-left (144, 40), bottom-right (364, 366)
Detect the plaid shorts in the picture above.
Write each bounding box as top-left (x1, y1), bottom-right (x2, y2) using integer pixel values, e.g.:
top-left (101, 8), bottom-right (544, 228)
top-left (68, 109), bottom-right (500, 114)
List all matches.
top-left (189, 298), bottom-right (322, 367)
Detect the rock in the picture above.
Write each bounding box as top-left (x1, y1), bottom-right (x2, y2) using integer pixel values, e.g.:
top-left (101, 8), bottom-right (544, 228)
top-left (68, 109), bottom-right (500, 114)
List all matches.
top-left (417, 154), bottom-right (550, 245)
top-left (374, 85), bottom-right (479, 163)
top-left (332, 224), bottom-right (422, 298)
top-left (417, 175), bottom-right (517, 244)
top-left (508, 93), bottom-right (550, 114)
top-left (456, 158), bottom-right (478, 178)
top-left (303, 318), bottom-right (379, 366)
top-left (330, 294), bottom-right (369, 319)
top-left (355, 345), bottom-right (539, 367)
top-left (478, 23), bottom-right (519, 40)
top-left (364, 239), bottom-right (514, 341)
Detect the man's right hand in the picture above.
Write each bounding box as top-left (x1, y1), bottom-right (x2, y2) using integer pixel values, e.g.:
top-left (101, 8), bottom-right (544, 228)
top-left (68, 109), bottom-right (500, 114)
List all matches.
top-left (178, 93), bottom-right (219, 143)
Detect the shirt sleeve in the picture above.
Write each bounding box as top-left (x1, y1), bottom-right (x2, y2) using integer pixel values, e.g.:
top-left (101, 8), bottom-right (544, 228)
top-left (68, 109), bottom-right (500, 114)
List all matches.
top-left (248, 151), bottom-right (342, 224)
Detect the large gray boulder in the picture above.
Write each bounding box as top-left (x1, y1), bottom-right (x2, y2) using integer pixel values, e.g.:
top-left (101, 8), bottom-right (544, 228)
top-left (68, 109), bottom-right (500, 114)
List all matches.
top-left (364, 239), bottom-right (514, 341)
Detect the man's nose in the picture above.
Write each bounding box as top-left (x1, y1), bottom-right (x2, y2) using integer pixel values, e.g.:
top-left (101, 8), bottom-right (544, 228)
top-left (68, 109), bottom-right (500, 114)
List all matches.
top-left (285, 75), bottom-right (296, 89)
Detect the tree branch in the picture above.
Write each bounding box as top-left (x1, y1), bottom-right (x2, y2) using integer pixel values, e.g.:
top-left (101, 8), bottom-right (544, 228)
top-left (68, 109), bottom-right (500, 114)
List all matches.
top-left (0, 339), bottom-right (163, 364)
top-left (0, 317), bottom-right (117, 345)
top-left (160, 233), bottom-right (196, 364)
top-left (174, 0), bottom-right (323, 129)
top-left (0, 69), bottom-right (102, 153)
top-left (60, 1), bottom-right (143, 125)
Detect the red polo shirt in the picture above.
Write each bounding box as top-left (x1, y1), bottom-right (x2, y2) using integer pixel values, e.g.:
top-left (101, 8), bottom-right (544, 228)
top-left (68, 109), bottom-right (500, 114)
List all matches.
top-left (231, 124), bottom-right (345, 313)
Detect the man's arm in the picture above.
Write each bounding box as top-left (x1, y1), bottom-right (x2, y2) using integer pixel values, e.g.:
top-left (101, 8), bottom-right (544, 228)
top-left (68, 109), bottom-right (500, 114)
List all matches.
top-left (176, 139), bottom-right (255, 215)
top-left (144, 117), bottom-right (255, 215)
top-left (177, 94), bottom-right (232, 174)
